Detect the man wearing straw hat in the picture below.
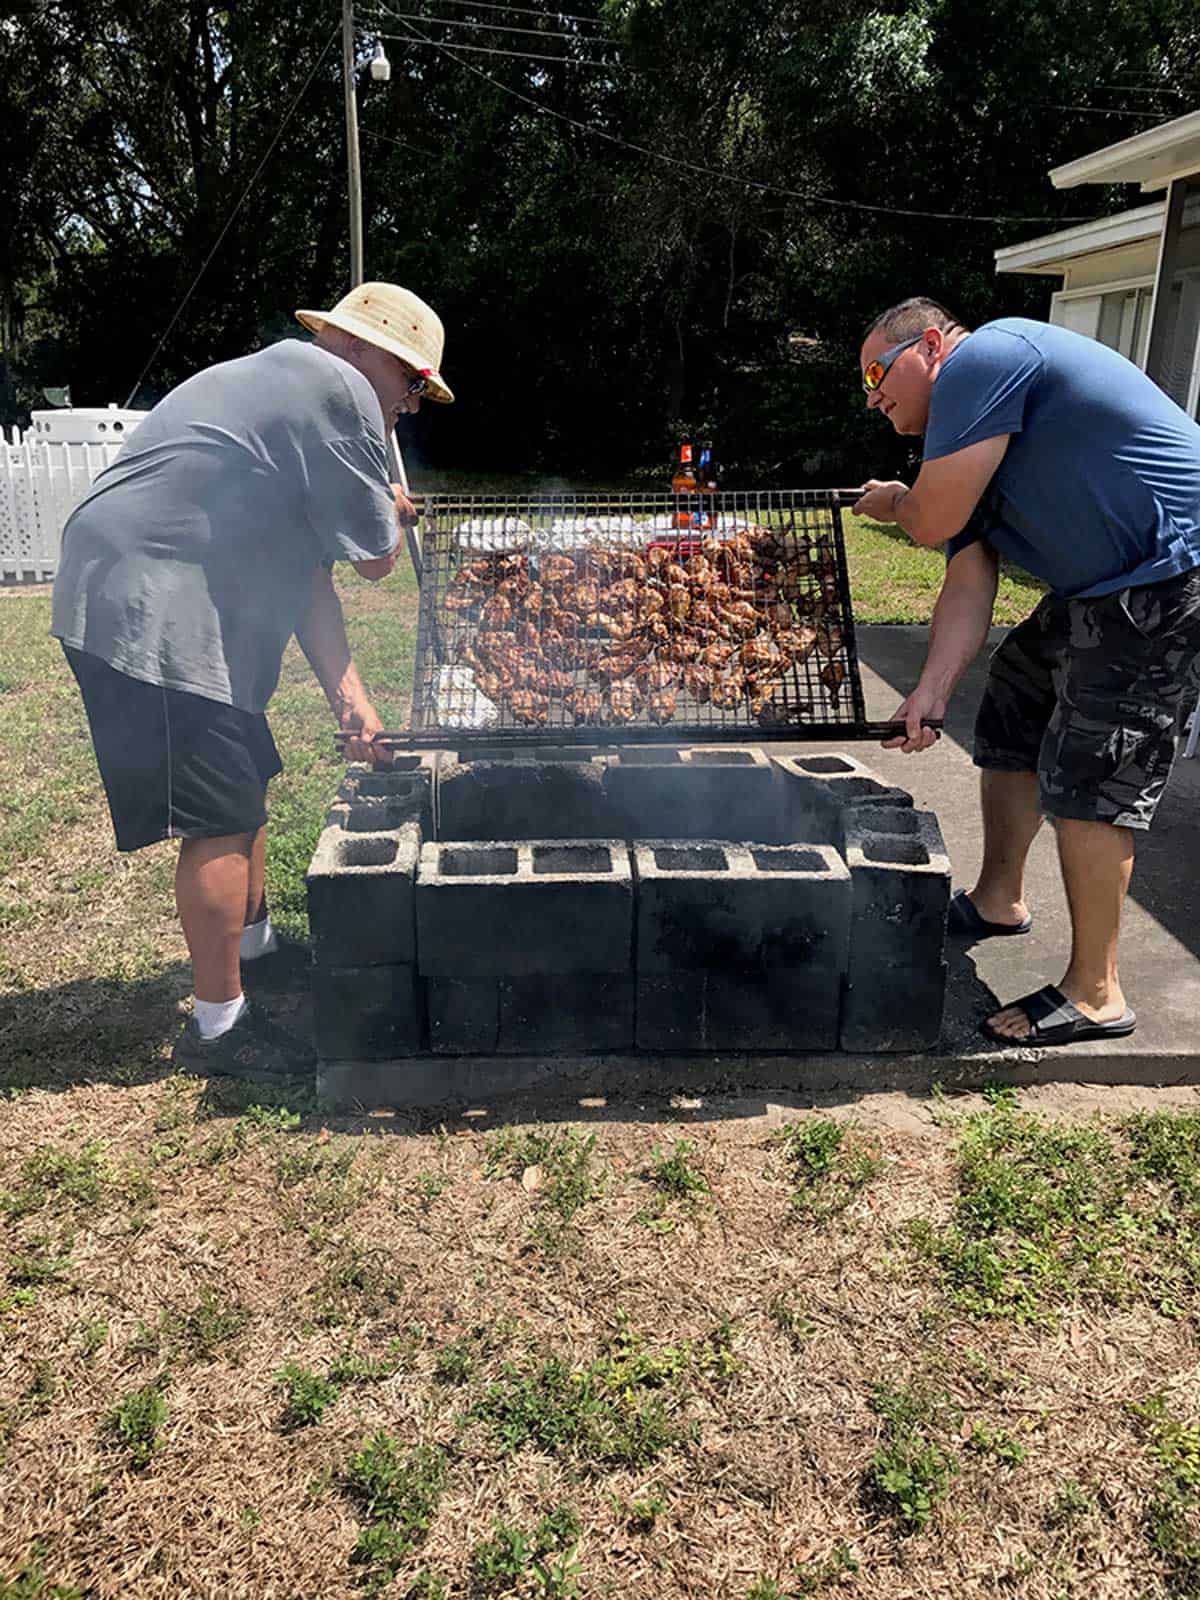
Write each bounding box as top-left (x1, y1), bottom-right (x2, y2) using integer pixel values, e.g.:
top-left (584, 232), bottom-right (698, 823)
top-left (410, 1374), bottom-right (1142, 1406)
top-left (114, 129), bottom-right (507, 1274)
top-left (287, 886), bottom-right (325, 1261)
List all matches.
top-left (51, 282), bottom-right (454, 1079)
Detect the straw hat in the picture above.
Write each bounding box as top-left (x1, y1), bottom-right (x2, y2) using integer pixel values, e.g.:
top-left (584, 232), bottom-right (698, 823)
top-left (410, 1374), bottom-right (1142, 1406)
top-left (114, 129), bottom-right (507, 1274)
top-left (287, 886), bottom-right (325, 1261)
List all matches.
top-left (296, 282), bottom-right (454, 404)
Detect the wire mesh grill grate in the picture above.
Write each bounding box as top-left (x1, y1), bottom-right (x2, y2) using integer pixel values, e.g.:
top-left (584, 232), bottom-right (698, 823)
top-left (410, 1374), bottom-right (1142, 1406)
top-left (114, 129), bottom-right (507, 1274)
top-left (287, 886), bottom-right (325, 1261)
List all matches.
top-left (407, 489), bottom-right (868, 745)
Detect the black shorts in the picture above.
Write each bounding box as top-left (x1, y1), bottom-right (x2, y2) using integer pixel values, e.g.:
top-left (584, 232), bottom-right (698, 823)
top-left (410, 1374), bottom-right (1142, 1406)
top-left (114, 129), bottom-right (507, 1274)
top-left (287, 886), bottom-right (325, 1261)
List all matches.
top-left (64, 647), bottom-right (283, 853)
top-left (974, 566), bottom-right (1200, 831)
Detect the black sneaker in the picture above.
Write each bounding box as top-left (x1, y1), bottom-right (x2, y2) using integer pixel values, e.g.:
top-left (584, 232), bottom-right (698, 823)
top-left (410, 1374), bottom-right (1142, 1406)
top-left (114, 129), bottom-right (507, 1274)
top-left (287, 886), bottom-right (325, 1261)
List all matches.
top-left (173, 1001), bottom-right (316, 1080)
top-left (241, 936), bottom-right (312, 995)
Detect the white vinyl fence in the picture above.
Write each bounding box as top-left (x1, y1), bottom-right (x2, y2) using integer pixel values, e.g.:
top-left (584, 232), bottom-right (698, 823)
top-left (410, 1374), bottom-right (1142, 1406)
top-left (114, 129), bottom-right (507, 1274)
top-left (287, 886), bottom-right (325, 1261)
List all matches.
top-left (0, 429), bottom-right (124, 582)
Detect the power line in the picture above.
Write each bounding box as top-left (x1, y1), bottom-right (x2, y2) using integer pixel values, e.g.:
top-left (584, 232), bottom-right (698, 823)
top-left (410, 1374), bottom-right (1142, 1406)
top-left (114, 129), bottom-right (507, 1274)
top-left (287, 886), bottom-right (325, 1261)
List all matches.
top-left (360, 0), bottom-right (607, 32)
top-left (360, 125), bottom-right (444, 160)
top-left (378, 29), bottom-right (623, 68)
top-left (372, 7), bottom-right (618, 45)
top-left (123, 23), bottom-right (339, 406)
top-left (1044, 103), bottom-right (1165, 120)
top-left (387, 13), bottom-right (1094, 226)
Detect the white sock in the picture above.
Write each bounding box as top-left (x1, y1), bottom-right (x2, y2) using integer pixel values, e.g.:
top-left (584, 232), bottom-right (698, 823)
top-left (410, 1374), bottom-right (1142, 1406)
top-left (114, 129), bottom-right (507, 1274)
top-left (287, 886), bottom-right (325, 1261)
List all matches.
top-left (194, 994), bottom-right (248, 1040)
top-left (240, 916), bottom-right (279, 961)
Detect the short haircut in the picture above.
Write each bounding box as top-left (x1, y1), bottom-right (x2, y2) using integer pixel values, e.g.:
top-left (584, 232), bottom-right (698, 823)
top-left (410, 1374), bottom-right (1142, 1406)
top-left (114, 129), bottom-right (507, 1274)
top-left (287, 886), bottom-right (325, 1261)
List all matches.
top-left (863, 297), bottom-right (967, 345)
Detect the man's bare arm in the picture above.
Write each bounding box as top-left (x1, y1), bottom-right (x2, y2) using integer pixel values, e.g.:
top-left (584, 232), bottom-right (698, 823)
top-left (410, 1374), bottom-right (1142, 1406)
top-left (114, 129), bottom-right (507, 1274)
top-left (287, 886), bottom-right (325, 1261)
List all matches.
top-left (883, 540), bottom-right (1000, 752)
top-left (295, 567), bottom-right (383, 762)
top-left (854, 435), bottom-right (1010, 547)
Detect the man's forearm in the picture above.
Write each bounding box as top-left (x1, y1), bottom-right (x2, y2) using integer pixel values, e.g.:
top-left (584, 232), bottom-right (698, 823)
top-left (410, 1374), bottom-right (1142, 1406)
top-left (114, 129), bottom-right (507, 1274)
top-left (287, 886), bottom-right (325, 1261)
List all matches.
top-left (918, 573), bottom-right (996, 703)
top-left (295, 567), bottom-right (368, 720)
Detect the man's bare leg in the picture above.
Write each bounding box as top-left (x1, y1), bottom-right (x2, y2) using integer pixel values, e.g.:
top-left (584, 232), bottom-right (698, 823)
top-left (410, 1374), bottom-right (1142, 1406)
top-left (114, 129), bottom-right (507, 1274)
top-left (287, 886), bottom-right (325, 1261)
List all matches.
top-left (176, 833), bottom-right (255, 1002)
top-left (966, 768), bottom-right (1044, 927)
top-left (246, 824), bottom-right (268, 929)
top-left (987, 817), bottom-right (1134, 1039)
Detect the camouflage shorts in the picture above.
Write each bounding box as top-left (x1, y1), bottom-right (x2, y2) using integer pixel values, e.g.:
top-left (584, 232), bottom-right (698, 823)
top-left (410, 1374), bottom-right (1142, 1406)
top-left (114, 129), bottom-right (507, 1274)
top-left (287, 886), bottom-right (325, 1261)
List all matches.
top-left (974, 565), bottom-right (1200, 830)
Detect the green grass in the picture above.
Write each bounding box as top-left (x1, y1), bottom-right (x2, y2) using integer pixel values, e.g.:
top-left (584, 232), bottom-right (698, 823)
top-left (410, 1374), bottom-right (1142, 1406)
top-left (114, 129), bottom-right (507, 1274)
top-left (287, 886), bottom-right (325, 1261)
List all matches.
top-left (342, 1436), bottom-right (449, 1593)
top-left (842, 514), bottom-right (1045, 625)
top-left (101, 1378), bottom-right (169, 1469)
top-left (777, 1118), bottom-right (883, 1220)
top-left (866, 1381), bottom-right (959, 1533)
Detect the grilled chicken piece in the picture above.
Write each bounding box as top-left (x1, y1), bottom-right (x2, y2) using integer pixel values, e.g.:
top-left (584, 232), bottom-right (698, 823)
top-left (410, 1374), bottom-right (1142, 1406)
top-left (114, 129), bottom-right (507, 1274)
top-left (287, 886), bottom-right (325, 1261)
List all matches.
top-left (721, 601), bottom-right (759, 636)
top-left (607, 681), bottom-right (643, 722)
top-left (604, 577), bottom-right (640, 608)
top-left (700, 641), bottom-right (734, 668)
top-left (636, 659), bottom-right (679, 693)
top-left (668, 585), bottom-right (691, 620)
top-left (664, 636), bottom-right (701, 665)
top-left (710, 669), bottom-right (746, 710)
top-left (509, 688), bottom-right (550, 725)
top-left (647, 688), bottom-right (677, 724)
top-left (684, 663), bottom-right (714, 702)
top-left (591, 651), bottom-right (640, 683)
top-left (815, 624), bottom-right (844, 658)
top-left (541, 554), bottom-right (577, 585)
top-left (479, 594), bottom-right (513, 629)
top-left (776, 625), bottom-right (819, 664)
top-left (646, 547), bottom-right (672, 573)
top-left (819, 660), bottom-right (846, 697)
top-left (740, 635), bottom-right (780, 672)
top-left (639, 588), bottom-right (665, 616)
top-left (665, 561), bottom-right (689, 586)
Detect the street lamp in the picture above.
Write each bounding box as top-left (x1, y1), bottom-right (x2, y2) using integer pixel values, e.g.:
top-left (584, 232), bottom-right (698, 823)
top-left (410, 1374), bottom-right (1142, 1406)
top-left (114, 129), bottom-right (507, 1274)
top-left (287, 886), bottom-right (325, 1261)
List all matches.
top-left (370, 41), bottom-right (391, 82)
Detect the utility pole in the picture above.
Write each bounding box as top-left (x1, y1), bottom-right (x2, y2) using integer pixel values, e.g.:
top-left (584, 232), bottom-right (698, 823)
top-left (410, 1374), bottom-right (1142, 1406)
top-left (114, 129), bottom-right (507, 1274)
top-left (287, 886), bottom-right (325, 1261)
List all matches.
top-left (342, 0), bottom-right (363, 287)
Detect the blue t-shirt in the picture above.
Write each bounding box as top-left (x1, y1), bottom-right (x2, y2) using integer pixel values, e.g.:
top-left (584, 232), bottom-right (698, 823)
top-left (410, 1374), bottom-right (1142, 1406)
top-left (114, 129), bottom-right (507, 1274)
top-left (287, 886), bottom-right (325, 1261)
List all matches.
top-left (928, 318), bottom-right (1200, 597)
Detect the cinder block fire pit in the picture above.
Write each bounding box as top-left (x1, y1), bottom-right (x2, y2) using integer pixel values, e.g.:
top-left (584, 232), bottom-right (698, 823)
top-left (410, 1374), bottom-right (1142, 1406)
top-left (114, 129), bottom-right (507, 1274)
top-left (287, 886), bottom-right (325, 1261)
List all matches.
top-left (305, 747), bottom-right (951, 1106)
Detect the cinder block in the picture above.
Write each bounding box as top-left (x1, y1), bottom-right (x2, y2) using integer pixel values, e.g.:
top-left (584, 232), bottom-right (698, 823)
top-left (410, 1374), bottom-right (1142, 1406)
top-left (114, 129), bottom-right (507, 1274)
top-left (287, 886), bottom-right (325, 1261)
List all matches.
top-left (633, 840), bottom-right (850, 974)
top-left (839, 962), bottom-right (947, 1053)
top-left (603, 746), bottom-right (785, 842)
top-left (428, 977), bottom-right (499, 1054)
top-left (436, 757), bottom-right (616, 841)
top-left (332, 757), bottom-right (436, 834)
top-left (636, 970), bottom-right (840, 1052)
top-left (306, 819), bottom-right (420, 967)
top-left (770, 753), bottom-right (913, 847)
top-left (314, 963), bottom-right (424, 1060)
top-left (840, 807), bottom-right (950, 1053)
top-left (416, 839), bottom-right (634, 977)
top-left (499, 975), bottom-right (634, 1054)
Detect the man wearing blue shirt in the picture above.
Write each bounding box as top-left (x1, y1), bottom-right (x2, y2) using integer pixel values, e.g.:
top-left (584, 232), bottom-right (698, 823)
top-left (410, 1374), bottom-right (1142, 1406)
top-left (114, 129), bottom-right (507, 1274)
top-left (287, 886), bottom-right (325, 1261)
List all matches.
top-left (854, 297), bottom-right (1200, 1048)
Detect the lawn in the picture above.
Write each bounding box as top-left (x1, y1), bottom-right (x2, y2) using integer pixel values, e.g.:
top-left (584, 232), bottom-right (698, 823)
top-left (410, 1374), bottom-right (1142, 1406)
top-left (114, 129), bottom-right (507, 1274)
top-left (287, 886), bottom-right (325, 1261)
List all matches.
top-left (17, 526), bottom-right (1200, 1600)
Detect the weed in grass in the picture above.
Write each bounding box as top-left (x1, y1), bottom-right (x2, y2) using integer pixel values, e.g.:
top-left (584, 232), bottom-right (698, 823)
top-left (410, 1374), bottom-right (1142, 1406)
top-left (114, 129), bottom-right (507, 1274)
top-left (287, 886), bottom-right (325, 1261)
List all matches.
top-left (433, 1336), bottom-right (475, 1387)
top-left (0, 1288), bottom-right (38, 1316)
top-left (792, 1542), bottom-right (861, 1594)
top-left (405, 1574), bottom-right (449, 1599)
top-left (472, 1331), bottom-right (689, 1470)
top-left (866, 1381), bottom-right (958, 1533)
top-left (343, 1436), bottom-right (448, 1593)
top-left (101, 1377), bottom-right (169, 1469)
top-left (275, 1361), bottom-right (342, 1431)
top-left (615, 1489), bottom-right (665, 1533)
top-left (329, 1337), bottom-right (416, 1385)
top-left (164, 1289), bottom-right (249, 1362)
top-left (484, 1124), bottom-right (603, 1248)
top-left (1044, 1479), bottom-right (1097, 1529)
top-left (25, 1360), bottom-right (56, 1413)
top-left (777, 1118), bottom-right (882, 1220)
top-left (413, 1170), bottom-right (448, 1210)
top-left (908, 1101), bottom-right (1144, 1321)
top-left (311, 1241), bottom-right (403, 1327)
top-left (746, 1580), bottom-right (786, 1600)
top-left (7, 1236), bottom-right (72, 1288)
top-left (469, 1506), bottom-right (580, 1597)
top-left (637, 1139), bottom-right (709, 1232)
top-left (769, 1293), bottom-right (818, 1348)
top-left (964, 1422), bottom-right (1028, 1468)
top-left (239, 1505), bottom-right (261, 1532)
top-left (0, 1543), bottom-right (83, 1599)
top-left (76, 1319), bottom-right (107, 1359)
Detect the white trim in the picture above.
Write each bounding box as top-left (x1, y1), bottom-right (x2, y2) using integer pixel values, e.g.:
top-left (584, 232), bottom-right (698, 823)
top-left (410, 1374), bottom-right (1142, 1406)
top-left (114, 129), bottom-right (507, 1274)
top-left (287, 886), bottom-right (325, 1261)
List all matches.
top-left (994, 202), bottom-right (1163, 274)
top-left (1049, 109), bottom-right (1200, 192)
top-left (1051, 274), bottom-right (1156, 302)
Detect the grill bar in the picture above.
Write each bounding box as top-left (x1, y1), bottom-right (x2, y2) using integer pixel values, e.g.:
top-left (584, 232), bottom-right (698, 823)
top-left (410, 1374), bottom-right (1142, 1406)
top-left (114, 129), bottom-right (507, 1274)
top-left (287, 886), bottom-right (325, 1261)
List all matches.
top-left (336, 719), bottom-right (944, 750)
top-left (396, 488), bottom-right (885, 748)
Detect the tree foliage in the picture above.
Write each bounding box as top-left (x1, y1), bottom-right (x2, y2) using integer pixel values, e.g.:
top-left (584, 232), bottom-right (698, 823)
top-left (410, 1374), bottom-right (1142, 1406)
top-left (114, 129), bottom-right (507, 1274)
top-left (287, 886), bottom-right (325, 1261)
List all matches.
top-left (2, 0), bottom-right (1198, 479)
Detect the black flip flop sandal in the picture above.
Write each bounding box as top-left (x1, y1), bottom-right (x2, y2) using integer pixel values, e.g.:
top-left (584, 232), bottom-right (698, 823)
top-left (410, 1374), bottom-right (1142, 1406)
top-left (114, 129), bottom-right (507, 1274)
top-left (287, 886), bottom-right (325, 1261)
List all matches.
top-left (947, 889), bottom-right (1032, 941)
top-left (981, 984), bottom-right (1137, 1047)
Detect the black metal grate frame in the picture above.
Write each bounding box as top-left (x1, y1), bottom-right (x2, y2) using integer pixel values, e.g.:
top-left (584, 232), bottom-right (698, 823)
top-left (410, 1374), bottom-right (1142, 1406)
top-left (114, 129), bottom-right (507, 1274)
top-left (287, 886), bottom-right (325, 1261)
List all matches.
top-left (407, 490), bottom-right (869, 746)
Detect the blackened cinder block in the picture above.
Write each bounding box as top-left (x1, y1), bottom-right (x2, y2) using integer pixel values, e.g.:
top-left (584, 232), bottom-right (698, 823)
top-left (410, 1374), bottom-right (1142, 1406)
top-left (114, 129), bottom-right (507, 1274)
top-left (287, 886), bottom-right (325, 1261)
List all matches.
top-left (633, 840), bottom-right (850, 974)
top-left (331, 756), bottom-right (436, 835)
top-left (428, 977), bottom-right (500, 1055)
top-left (436, 757), bottom-right (615, 841)
top-left (313, 963), bottom-right (424, 1060)
top-left (635, 970), bottom-right (840, 1052)
top-left (416, 839), bottom-right (634, 977)
top-left (604, 745), bottom-right (785, 842)
top-left (770, 753), bottom-right (913, 848)
top-left (840, 806), bottom-right (950, 1053)
top-left (499, 975), bottom-right (635, 1054)
top-left (306, 819), bottom-right (420, 967)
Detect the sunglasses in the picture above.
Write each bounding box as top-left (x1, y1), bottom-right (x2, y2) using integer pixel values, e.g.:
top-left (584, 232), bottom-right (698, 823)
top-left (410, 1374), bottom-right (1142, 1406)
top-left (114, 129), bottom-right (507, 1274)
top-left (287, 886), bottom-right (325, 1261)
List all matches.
top-left (861, 334), bottom-right (922, 393)
top-left (404, 371), bottom-right (429, 397)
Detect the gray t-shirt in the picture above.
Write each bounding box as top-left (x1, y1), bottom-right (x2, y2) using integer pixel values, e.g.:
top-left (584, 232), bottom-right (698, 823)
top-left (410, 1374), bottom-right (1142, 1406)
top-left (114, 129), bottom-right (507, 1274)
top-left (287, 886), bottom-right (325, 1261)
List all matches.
top-left (51, 339), bottom-right (398, 712)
